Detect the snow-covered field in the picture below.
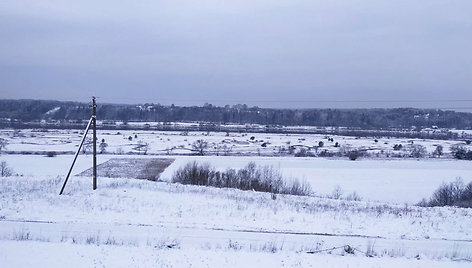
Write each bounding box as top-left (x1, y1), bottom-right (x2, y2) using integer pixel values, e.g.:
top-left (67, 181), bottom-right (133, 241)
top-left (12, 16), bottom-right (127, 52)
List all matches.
top-left (1, 128), bottom-right (472, 267)
top-left (1, 172), bottom-right (471, 267)
top-left (1, 128), bottom-right (470, 157)
top-left (2, 154), bottom-right (472, 203)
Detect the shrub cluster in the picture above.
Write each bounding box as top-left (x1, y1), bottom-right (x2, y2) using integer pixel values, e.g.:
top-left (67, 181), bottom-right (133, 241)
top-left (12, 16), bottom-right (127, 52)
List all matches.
top-left (172, 161), bottom-right (312, 196)
top-left (419, 178), bottom-right (472, 207)
top-left (348, 150), bottom-right (360, 161)
top-left (294, 148), bottom-right (314, 157)
top-left (450, 144), bottom-right (472, 160)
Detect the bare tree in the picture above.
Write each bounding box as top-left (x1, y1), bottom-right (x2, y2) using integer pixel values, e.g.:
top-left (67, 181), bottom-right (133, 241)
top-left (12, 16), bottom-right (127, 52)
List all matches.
top-left (433, 145), bottom-right (443, 158)
top-left (99, 141), bottom-right (108, 154)
top-left (192, 139), bottom-right (209, 156)
top-left (222, 144), bottom-right (233, 156)
top-left (331, 185), bottom-right (343, 199)
top-left (409, 144), bottom-right (427, 158)
top-left (134, 140), bottom-right (150, 155)
top-left (1, 161), bottom-right (12, 177)
top-left (0, 138), bottom-right (7, 154)
top-left (82, 138), bottom-right (92, 154)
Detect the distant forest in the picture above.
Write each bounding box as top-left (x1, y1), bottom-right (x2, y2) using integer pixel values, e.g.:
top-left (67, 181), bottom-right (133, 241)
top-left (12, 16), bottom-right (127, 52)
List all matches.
top-left (1, 99), bottom-right (472, 130)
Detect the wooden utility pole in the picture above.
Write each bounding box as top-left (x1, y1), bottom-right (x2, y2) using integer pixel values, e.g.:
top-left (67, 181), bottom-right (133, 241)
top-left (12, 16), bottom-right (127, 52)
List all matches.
top-left (92, 96), bottom-right (97, 190)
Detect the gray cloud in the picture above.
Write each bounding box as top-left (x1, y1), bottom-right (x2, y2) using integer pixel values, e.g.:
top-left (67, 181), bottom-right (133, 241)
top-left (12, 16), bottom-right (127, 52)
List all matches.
top-left (1, 0), bottom-right (472, 109)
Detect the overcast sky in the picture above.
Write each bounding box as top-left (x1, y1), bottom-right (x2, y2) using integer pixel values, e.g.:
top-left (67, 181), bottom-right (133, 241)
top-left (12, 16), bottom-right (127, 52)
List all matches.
top-left (1, 1), bottom-right (472, 109)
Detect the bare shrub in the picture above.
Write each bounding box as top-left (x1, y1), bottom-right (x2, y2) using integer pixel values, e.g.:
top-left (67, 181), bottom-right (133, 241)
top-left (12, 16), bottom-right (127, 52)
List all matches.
top-left (319, 150), bottom-right (335, 157)
top-left (222, 144), bottom-right (233, 156)
top-left (13, 229), bottom-right (31, 241)
top-left (280, 178), bottom-right (312, 196)
top-left (346, 191), bottom-right (362, 201)
top-left (408, 144), bottom-right (427, 158)
top-left (172, 161), bottom-right (312, 196)
top-left (82, 139), bottom-right (92, 154)
top-left (228, 240), bottom-right (242, 251)
top-left (172, 161), bottom-right (213, 185)
top-left (331, 185), bottom-right (343, 199)
top-left (433, 145), bottom-right (443, 158)
top-left (86, 234), bottom-right (99, 245)
top-left (348, 150), bottom-right (360, 160)
top-left (430, 178), bottom-right (464, 206)
top-left (461, 182), bottom-right (472, 201)
top-left (99, 141), bottom-right (108, 153)
top-left (420, 178), bottom-right (472, 208)
top-left (259, 241), bottom-right (284, 253)
top-left (134, 140), bottom-right (149, 155)
top-left (450, 144), bottom-right (472, 160)
top-left (294, 148), bottom-right (313, 157)
top-left (1, 161), bottom-right (13, 177)
top-left (0, 138), bottom-right (7, 154)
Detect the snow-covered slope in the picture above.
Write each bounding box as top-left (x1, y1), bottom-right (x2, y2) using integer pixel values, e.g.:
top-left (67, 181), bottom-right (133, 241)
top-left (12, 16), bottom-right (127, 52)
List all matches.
top-left (0, 174), bottom-right (471, 267)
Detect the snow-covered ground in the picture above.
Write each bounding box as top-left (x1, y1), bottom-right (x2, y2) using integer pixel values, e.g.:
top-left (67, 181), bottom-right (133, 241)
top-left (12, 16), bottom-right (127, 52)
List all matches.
top-left (2, 154), bottom-right (472, 203)
top-left (1, 128), bottom-right (470, 157)
top-left (0, 173), bottom-right (471, 267)
top-left (3, 241), bottom-right (470, 268)
top-left (1, 128), bottom-right (472, 267)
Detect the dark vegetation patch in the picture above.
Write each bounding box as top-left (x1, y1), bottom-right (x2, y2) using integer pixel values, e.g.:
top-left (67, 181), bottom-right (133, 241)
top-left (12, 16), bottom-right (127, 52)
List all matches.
top-left (78, 158), bottom-right (174, 181)
top-left (172, 161), bottom-right (312, 196)
top-left (418, 178), bottom-right (472, 208)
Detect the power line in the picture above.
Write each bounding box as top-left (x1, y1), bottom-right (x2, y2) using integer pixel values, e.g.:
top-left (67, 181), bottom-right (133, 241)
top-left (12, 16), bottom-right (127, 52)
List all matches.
top-left (97, 96), bottom-right (472, 104)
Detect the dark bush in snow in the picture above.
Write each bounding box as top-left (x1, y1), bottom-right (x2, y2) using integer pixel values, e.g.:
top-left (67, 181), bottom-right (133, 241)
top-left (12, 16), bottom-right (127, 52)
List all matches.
top-left (450, 144), bottom-right (472, 160)
top-left (319, 150), bottom-right (334, 157)
top-left (420, 178), bottom-right (472, 208)
top-left (294, 148), bottom-right (313, 157)
top-left (348, 150), bottom-right (360, 161)
top-left (393, 144), bottom-right (403, 151)
top-left (172, 161), bottom-right (312, 196)
top-left (172, 161), bottom-right (213, 186)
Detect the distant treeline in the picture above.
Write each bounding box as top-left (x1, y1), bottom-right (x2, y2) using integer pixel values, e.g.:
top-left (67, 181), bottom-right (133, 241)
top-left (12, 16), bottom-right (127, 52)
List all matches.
top-left (1, 99), bottom-right (472, 130)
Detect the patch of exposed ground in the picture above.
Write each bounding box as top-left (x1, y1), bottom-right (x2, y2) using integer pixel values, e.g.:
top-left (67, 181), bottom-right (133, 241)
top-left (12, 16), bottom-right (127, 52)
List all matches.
top-left (77, 158), bottom-right (174, 180)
